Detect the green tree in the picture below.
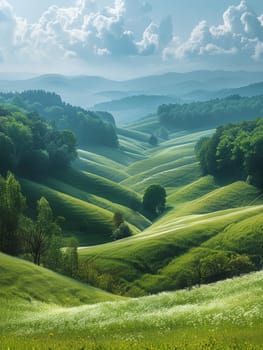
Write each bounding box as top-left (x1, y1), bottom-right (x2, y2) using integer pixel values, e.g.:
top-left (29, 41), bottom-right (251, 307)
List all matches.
top-left (113, 212), bottom-right (124, 228)
top-left (25, 197), bottom-right (61, 265)
top-left (0, 172), bottom-right (26, 255)
top-left (149, 134), bottom-right (158, 146)
top-left (112, 212), bottom-right (132, 240)
top-left (200, 252), bottom-right (229, 283)
top-left (0, 133), bottom-right (15, 175)
top-left (143, 184), bottom-right (166, 217)
top-left (112, 223), bottom-right (132, 240)
top-left (43, 235), bottom-right (63, 272)
top-left (62, 238), bottom-right (79, 278)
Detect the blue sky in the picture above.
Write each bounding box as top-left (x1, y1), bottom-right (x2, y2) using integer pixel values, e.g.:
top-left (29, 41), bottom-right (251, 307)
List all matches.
top-left (2, 0), bottom-right (263, 78)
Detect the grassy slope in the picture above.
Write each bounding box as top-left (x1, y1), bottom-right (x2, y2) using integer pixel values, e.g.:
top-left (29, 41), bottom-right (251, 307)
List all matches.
top-left (42, 178), bottom-right (150, 232)
top-left (1, 267), bottom-right (263, 349)
top-left (71, 122), bottom-right (263, 294)
top-left (0, 253), bottom-right (119, 306)
top-left (2, 121), bottom-right (263, 348)
top-left (20, 157), bottom-right (149, 244)
top-left (80, 200), bottom-right (263, 295)
top-left (20, 178), bottom-right (115, 245)
top-left (54, 168), bottom-right (142, 210)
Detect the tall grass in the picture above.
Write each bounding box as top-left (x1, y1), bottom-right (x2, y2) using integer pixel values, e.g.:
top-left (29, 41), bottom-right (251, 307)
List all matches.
top-left (1, 268), bottom-right (263, 349)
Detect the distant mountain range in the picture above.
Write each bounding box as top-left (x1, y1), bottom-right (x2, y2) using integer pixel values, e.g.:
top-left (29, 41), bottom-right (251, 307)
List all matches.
top-left (184, 81), bottom-right (263, 102)
top-left (1, 70), bottom-right (263, 124)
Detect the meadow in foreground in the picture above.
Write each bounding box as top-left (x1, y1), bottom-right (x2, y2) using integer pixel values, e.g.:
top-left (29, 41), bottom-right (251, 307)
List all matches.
top-left (1, 266), bottom-right (263, 349)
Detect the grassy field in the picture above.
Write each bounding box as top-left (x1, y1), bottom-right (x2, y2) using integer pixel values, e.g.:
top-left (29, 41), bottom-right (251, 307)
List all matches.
top-left (0, 253), bottom-right (119, 305)
top-left (20, 178), bottom-right (115, 245)
top-left (79, 205), bottom-right (263, 295)
top-left (2, 120), bottom-right (263, 349)
top-left (1, 254), bottom-right (263, 349)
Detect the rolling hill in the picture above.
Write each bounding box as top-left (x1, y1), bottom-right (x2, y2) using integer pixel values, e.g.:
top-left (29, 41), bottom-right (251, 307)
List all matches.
top-left (10, 115), bottom-right (261, 283)
top-left (2, 70), bottom-right (263, 114)
top-left (1, 97), bottom-right (263, 349)
top-left (0, 253), bottom-right (119, 306)
top-left (73, 122), bottom-right (263, 296)
top-left (1, 252), bottom-right (263, 349)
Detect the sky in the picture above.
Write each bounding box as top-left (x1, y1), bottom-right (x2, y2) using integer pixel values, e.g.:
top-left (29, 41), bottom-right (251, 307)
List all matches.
top-left (1, 0), bottom-right (263, 78)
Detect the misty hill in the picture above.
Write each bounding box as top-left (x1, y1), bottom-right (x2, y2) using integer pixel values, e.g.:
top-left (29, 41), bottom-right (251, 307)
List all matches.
top-left (216, 81), bottom-right (263, 99)
top-left (185, 81), bottom-right (263, 101)
top-left (94, 95), bottom-right (178, 111)
top-left (93, 95), bottom-right (179, 124)
top-left (1, 71), bottom-right (263, 120)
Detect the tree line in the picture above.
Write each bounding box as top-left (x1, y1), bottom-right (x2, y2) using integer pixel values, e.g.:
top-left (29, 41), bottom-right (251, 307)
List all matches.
top-left (0, 90), bottom-right (118, 148)
top-left (0, 105), bottom-right (77, 179)
top-left (195, 118), bottom-right (263, 188)
top-left (158, 95), bottom-right (263, 129)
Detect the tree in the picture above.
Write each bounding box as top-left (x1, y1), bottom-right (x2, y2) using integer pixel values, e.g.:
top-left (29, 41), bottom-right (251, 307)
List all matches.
top-left (149, 134), bottom-right (158, 146)
top-left (62, 238), bottom-right (79, 278)
top-left (111, 211), bottom-right (132, 240)
top-left (143, 184), bottom-right (166, 217)
top-left (0, 133), bottom-right (15, 175)
top-left (24, 197), bottom-right (61, 265)
top-left (113, 212), bottom-right (124, 228)
top-left (112, 223), bottom-right (132, 240)
top-left (0, 172), bottom-right (26, 255)
top-left (43, 235), bottom-right (63, 272)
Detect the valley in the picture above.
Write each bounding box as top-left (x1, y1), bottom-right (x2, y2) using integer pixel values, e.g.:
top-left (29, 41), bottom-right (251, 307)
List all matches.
top-left (1, 108), bottom-right (263, 349)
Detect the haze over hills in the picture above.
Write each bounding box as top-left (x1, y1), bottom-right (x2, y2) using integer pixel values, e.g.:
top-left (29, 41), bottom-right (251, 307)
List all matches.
top-left (1, 70), bottom-right (263, 124)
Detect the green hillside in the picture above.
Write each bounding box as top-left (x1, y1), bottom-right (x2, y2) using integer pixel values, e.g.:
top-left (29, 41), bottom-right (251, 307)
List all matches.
top-left (1, 265), bottom-right (263, 349)
top-left (1, 110), bottom-right (263, 350)
top-left (40, 178), bottom-right (150, 232)
top-left (78, 179), bottom-right (263, 295)
top-left (20, 178), bottom-right (115, 245)
top-left (0, 253), bottom-right (119, 306)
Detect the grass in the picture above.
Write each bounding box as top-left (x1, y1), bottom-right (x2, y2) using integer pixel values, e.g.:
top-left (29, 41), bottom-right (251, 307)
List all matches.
top-left (75, 156), bottom-right (128, 182)
top-left (2, 123), bottom-right (263, 349)
top-left (1, 265), bottom-right (263, 349)
top-left (41, 178), bottom-right (150, 232)
top-left (165, 181), bottom-right (263, 219)
top-left (126, 143), bottom-right (196, 175)
top-left (20, 178), bottom-right (115, 245)
top-left (126, 162), bottom-right (201, 193)
top-left (78, 199), bottom-right (263, 295)
top-left (117, 127), bottom-right (151, 142)
top-left (0, 253), bottom-right (119, 306)
top-left (167, 175), bottom-right (219, 205)
top-left (54, 168), bottom-right (142, 212)
top-left (203, 211), bottom-right (263, 254)
top-left (121, 156), bottom-right (197, 189)
top-left (127, 114), bottom-right (161, 133)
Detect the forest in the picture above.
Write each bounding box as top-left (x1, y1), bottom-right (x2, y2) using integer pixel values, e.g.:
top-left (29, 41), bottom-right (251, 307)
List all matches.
top-left (196, 118), bottom-right (263, 188)
top-left (0, 105), bottom-right (77, 179)
top-left (0, 90), bottom-right (118, 148)
top-left (158, 95), bottom-right (263, 129)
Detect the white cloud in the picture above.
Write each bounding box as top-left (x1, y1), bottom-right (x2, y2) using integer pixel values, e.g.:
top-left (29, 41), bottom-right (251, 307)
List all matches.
top-left (165, 0), bottom-right (263, 65)
top-left (0, 0), bottom-right (263, 72)
top-left (9, 0), bottom-right (167, 63)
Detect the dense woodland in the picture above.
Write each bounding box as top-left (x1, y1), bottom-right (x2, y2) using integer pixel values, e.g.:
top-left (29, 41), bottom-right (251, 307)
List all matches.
top-left (0, 105), bottom-right (77, 179)
top-left (158, 95), bottom-right (263, 129)
top-left (196, 119), bottom-right (263, 188)
top-left (0, 91), bottom-right (118, 148)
